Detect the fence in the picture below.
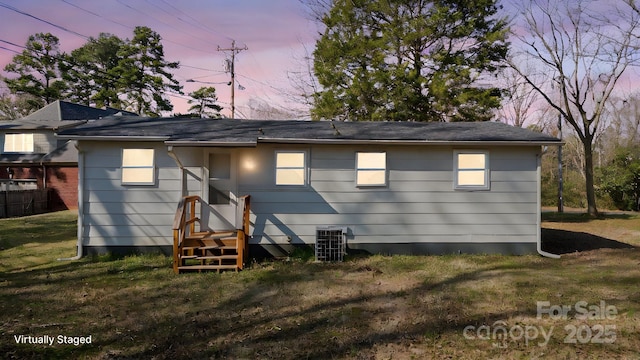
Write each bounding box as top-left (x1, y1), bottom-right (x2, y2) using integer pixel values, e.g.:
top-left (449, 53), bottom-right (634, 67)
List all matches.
top-left (0, 189), bottom-right (50, 218)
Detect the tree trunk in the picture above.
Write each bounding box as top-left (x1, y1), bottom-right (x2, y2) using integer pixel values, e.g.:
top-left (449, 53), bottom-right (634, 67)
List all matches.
top-left (583, 138), bottom-right (599, 217)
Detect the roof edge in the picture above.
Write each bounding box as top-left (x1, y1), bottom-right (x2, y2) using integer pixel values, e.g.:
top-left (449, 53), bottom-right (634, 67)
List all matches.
top-left (58, 135), bottom-right (561, 147)
top-left (256, 138), bottom-right (563, 146)
top-left (165, 141), bottom-right (257, 147)
top-left (59, 135), bottom-right (170, 141)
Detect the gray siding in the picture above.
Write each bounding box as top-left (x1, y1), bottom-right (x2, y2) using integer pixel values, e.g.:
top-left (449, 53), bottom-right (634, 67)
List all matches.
top-left (80, 141), bottom-right (541, 255)
top-left (0, 131), bottom-right (56, 153)
top-left (236, 144), bottom-right (540, 253)
top-left (80, 141), bottom-right (181, 247)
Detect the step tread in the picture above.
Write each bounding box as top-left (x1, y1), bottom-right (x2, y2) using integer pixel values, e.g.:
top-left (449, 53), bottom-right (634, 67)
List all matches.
top-left (198, 245), bottom-right (236, 250)
top-left (178, 265), bottom-right (238, 270)
top-left (187, 231), bottom-right (236, 240)
top-left (197, 255), bottom-right (238, 260)
top-left (182, 246), bottom-right (201, 250)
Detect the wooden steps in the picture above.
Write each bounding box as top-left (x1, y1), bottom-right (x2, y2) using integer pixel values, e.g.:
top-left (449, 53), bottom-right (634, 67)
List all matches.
top-left (172, 195), bottom-right (251, 274)
top-left (180, 231), bottom-right (239, 268)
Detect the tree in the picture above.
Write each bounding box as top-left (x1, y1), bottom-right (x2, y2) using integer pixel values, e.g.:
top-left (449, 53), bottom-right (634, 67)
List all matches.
top-left (508, 0), bottom-right (640, 216)
top-left (0, 93), bottom-right (41, 120)
top-left (247, 98), bottom-right (300, 119)
top-left (116, 26), bottom-right (182, 116)
top-left (597, 146), bottom-right (640, 211)
top-left (3, 33), bottom-right (68, 105)
top-left (61, 33), bottom-right (125, 108)
top-left (187, 87), bottom-right (223, 118)
top-left (311, 0), bottom-right (508, 122)
top-left (495, 65), bottom-right (542, 127)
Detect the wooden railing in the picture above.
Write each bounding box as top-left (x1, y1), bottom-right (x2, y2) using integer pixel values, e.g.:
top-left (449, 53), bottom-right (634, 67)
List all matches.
top-left (172, 195), bottom-right (250, 273)
top-left (172, 195), bottom-right (200, 273)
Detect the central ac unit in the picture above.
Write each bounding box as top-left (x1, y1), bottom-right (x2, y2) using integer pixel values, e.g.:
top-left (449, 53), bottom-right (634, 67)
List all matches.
top-left (315, 226), bottom-right (347, 262)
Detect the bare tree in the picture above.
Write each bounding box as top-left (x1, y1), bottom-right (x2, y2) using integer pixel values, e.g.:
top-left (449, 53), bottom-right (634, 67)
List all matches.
top-left (508, 0), bottom-right (640, 216)
top-left (299, 0), bottom-right (333, 22)
top-left (286, 41), bottom-right (321, 113)
top-left (496, 65), bottom-right (542, 127)
top-left (247, 98), bottom-right (300, 120)
top-left (603, 94), bottom-right (640, 148)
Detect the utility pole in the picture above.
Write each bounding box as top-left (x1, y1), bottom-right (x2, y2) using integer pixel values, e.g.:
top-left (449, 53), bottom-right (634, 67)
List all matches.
top-left (558, 113), bottom-right (564, 213)
top-left (218, 40), bottom-right (247, 119)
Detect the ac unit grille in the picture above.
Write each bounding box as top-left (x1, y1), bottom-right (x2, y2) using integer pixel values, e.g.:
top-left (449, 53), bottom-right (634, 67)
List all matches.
top-left (315, 226), bottom-right (346, 262)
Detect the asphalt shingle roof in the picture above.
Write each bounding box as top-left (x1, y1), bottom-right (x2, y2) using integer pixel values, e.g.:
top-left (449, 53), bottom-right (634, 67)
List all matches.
top-left (0, 100), bottom-right (138, 131)
top-left (58, 116), bottom-right (561, 145)
top-left (23, 100), bottom-right (137, 121)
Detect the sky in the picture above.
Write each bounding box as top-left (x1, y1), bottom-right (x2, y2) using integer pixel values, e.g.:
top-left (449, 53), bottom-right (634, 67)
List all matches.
top-left (0, 0), bottom-right (319, 118)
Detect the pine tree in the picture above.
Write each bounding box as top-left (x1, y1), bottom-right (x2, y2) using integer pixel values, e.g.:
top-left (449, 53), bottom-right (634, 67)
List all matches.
top-left (312, 0), bottom-right (508, 122)
top-left (188, 87), bottom-right (223, 118)
top-left (61, 33), bottom-right (125, 108)
top-left (3, 33), bottom-right (68, 105)
top-left (116, 26), bottom-right (182, 116)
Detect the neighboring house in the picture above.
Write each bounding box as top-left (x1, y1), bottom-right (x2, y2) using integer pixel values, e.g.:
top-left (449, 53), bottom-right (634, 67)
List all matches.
top-left (0, 100), bottom-right (136, 211)
top-left (59, 116), bottom-right (561, 265)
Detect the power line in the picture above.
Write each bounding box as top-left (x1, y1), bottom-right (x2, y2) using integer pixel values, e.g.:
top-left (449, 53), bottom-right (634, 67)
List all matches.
top-left (158, 0), bottom-right (235, 44)
top-left (59, 0), bottom-right (133, 30)
top-left (0, 38), bottom-right (127, 90)
top-left (57, 0), bottom-right (214, 55)
top-left (0, 46), bottom-right (20, 54)
top-left (179, 64), bottom-right (225, 72)
top-left (2, 1), bottom-right (241, 73)
top-left (1, 37), bottom-right (222, 79)
top-left (238, 73), bottom-right (293, 98)
top-left (143, 0), bottom-right (216, 46)
top-left (0, 39), bottom-right (26, 49)
top-left (115, 0), bottom-right (214, 52)
top-left (0, 2), bottom-right (88, 39)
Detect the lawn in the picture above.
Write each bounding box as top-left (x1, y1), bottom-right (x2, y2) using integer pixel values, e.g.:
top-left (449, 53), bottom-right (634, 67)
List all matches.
top-left (0, 210), bottom-right (639, 359)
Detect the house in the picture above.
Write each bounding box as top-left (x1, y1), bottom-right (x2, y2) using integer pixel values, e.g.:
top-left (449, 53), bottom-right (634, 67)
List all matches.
top-left (58, 116), bottom-right (561, 271)
top-left (0, 100), bottom-right (136, 212)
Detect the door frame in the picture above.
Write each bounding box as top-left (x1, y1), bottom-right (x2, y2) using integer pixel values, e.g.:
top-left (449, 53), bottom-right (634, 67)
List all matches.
top-left (202, 148), bottom-right (238, 230)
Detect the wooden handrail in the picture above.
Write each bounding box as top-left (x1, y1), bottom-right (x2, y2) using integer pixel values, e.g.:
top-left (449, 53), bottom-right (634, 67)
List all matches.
top-left (173, 194), bottom-right (251, 273)
top-left (235, 195), bottom-right (251, 269)
top-left (172, 195), bottom-right (200, 230)
top-left (173, 195), bottom-right (201, 273)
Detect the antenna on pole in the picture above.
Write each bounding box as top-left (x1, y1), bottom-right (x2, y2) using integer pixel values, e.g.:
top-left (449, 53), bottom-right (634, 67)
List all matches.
top-left (218, 40), bottom-right (248, 119)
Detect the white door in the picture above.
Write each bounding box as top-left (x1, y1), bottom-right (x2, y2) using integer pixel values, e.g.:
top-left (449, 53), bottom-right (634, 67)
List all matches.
top-left (204, 150), bottom-right (237, 230)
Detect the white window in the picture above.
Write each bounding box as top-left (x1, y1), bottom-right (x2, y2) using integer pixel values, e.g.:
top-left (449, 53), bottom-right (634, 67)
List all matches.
top-left (4, 134), bottom-right (34, 153)
top-left (356, 152), bottom-right (386, 186)
top-left (454, 151), bottom-right (489, 190)
top-left (122, 148), bottom-right (155, 185)
top-left (275, 151), bottom-right (306, 186)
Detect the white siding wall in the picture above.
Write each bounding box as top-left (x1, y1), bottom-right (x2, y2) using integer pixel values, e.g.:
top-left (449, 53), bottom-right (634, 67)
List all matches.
top-left (80, 141), bottom-right (541, 253)
top-left (80, 141), bottom-right (181, 247)
top-left (236, 144), bottom-right (540, 248)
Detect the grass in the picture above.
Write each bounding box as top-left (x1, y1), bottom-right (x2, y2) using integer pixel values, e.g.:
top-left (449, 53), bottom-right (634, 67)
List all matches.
top-left (0, 210), bottom-right (639, 359)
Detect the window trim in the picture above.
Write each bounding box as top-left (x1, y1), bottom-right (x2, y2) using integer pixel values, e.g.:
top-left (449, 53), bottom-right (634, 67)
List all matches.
top-left (121, 148), bottom-right (156, 186)
top-left (4, 133), bottom-right (34, 153)
top-left (355, 151), bottom-right (387, 187)
top-left (275, 150), bottom-right (308, 186)
top-left (454, 150), bottom-right (490, 190)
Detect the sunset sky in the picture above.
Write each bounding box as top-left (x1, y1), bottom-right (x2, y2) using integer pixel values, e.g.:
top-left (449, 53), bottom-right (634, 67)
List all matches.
top-left (0, 0), bottom-right (319, 118)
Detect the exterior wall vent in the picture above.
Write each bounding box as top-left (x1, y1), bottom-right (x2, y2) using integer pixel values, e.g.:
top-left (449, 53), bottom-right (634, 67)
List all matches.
top-left (315, 226), bottom-right (346, 262)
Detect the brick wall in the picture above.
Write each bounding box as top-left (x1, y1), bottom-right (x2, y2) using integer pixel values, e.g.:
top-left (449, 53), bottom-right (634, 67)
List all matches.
top-left (46, 166), bottom-right (78, 210)
top-left (0, 165), bottom-right (78, 210)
